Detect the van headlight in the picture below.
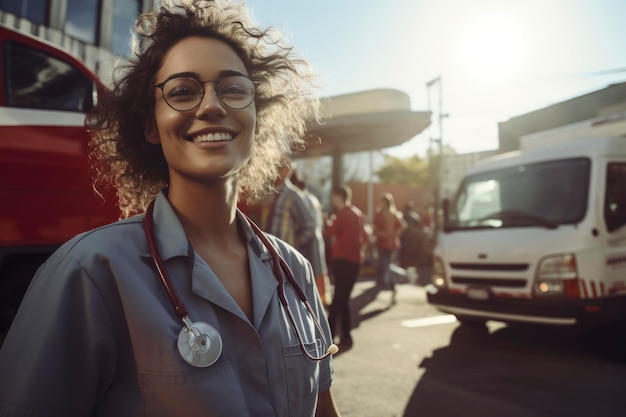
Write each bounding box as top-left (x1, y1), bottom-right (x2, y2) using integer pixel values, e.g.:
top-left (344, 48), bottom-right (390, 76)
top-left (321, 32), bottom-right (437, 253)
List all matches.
top-left (534, 254), bottom-right (579, 297)
top-left (432, 256), bottom-right (447, 288)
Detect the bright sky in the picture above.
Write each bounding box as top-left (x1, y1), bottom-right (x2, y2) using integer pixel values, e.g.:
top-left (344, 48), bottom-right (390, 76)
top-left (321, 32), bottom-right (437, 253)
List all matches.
top-left (244, 0), bottom-right (626, 156)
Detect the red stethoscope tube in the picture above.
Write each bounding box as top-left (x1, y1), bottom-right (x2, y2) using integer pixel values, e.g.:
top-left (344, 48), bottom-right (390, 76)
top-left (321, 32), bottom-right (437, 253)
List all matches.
top-left (144, 201), bottom-right (337, 361)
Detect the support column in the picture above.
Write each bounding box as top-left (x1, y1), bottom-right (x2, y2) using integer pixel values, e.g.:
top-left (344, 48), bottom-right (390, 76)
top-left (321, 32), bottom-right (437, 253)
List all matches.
top-left (99, 0), bottom-right (114, 50)
top-left (48, 0), bottom-right (67, 30)
top-left (331, 150), bottom-right (343, 190)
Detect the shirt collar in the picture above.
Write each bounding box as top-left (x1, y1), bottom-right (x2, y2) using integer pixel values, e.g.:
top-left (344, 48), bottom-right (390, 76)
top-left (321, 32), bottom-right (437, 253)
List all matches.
top-left (235, 210), bottom-right (270, 259)
top-left (148, 191), bottom-right (278, 326)
top-left (148, 190), bottom-right (275, 259)
top-left (150, 191), bottom-right (273, 261)
top-left (149, 190), bottom-right (193, 261)
top-left (235, 210), bottom-right (280, 328)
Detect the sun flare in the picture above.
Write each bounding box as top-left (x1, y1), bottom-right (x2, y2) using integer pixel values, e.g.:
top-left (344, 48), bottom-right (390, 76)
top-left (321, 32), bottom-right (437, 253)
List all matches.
top-left (455, 11), bottom-right (527, 85)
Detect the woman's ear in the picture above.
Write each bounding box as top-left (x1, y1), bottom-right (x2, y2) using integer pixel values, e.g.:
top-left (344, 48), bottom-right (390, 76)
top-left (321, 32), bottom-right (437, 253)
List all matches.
top-left (143, 118), bottom-right (160, 144)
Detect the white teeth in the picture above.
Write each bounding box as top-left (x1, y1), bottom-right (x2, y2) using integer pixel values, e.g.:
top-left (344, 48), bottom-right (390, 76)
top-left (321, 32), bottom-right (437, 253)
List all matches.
top-left (192, 132), bottom-right (233, 143)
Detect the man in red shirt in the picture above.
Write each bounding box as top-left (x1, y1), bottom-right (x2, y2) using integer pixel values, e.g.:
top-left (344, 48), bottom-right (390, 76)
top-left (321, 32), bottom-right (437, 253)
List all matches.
top-left (324, 186), bottom-right (366, 351)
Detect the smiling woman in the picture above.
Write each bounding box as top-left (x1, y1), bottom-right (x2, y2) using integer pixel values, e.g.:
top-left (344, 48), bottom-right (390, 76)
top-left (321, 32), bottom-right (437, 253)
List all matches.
top-left (455, 10), bottom-right (527, 85)
top-left (0, 1), bottom-right (341, 416)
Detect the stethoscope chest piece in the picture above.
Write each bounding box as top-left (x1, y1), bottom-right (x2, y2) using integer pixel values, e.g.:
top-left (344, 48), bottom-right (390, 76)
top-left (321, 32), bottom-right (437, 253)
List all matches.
top-left (177, 320), bottom-right (223, 368)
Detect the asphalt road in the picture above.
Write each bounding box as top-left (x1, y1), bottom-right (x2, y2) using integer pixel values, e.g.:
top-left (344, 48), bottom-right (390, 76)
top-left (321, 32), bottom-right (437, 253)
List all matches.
top-left (330, 280), bottom-right (626, 417)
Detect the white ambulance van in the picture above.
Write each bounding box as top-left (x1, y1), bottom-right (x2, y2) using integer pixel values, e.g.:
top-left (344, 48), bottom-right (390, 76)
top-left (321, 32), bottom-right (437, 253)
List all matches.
top-left (427, 112), bottom-right (626, 328)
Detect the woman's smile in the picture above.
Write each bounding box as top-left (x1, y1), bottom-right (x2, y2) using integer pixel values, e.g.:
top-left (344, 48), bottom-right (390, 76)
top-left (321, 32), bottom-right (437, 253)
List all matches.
top-left (189, 131), bottom-right (233, 143)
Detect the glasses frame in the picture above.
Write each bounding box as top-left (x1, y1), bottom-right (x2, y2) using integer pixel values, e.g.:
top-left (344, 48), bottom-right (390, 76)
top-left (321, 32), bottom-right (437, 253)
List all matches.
top-left (154, 74), bottom-right (259, 112)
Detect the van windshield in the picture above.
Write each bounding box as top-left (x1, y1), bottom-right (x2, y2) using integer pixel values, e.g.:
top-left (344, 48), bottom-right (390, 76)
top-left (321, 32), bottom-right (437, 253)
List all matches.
top-left (448, 157), bottom-right (591, 231)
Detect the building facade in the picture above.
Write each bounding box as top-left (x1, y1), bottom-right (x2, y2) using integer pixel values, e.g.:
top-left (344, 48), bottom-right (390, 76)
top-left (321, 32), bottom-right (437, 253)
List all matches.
top-left (498, 82), bottom-right (626, 153)
top-left (0, 0), bottom-right (154, 83)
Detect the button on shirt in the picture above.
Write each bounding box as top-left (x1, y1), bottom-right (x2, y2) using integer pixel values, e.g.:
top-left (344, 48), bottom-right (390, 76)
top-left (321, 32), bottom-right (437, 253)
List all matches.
top-left (0, 191), bottom-right (333, 417)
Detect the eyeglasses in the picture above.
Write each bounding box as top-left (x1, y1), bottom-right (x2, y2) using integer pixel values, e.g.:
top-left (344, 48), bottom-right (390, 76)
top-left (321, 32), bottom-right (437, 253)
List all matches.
top-left (155, 74), bottom-right (258, 112)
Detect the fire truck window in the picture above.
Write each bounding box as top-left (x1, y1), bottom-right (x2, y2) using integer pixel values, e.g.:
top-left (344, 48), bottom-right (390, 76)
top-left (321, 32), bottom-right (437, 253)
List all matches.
top-left (604, 163), bottom-right (626, 233)
top-left (4, 42), bottom-right (93, 112)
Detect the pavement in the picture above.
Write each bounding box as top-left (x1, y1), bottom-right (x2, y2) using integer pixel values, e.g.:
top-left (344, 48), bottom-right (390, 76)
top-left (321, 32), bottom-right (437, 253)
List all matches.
top-left (330, 276), bottom-right (451, 417)
top-left (329, 275), bottom-right (626, 417)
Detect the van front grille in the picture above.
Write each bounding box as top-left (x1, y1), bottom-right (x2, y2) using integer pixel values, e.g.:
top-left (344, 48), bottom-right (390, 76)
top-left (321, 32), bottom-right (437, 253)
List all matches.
top-left (450, 262), bottom-right (529, 272)
top-left (451, 277), bottom-right (527, 288)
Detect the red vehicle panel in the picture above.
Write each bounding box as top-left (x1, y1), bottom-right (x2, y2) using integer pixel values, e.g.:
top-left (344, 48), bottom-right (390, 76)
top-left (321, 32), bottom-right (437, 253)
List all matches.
top-left (0, 25), bottom-right (118, 248)
top-left (0, 25), bottom-right (119, 339)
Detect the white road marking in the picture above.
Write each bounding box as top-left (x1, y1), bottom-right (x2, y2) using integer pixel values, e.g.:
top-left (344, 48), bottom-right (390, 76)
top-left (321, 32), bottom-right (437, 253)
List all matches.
top-left (401, 314), bottom-right (457, 328)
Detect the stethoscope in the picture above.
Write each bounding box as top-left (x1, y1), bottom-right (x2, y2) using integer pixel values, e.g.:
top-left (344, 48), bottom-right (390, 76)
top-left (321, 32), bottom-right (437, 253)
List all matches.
top-left (144, 201), bottom-right (339, 368)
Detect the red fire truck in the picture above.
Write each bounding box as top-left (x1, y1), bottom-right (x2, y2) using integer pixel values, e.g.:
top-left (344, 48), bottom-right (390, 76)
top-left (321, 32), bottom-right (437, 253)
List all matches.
top-left (0, 25), bottom-right (119, 339)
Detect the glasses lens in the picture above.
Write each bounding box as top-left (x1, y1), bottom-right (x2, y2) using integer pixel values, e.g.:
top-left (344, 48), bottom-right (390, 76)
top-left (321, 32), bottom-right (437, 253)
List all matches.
top-left (162, 77), bottom-right (203, 111)
top-left (217, 75), bottom-right (256, 109)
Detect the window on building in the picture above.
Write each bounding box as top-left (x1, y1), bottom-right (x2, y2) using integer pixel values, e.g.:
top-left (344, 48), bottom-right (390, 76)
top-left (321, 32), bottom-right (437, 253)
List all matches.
top-left (605, 163), bottom-right (626, 233)
top-left (4, 42), bottom-right (95, 112)
top-left (65, 0), bottom-right (98, 43)
top-left (112, 0), bottom-right (140, 56)
top-left (0, 0), bottom-right (47, 24)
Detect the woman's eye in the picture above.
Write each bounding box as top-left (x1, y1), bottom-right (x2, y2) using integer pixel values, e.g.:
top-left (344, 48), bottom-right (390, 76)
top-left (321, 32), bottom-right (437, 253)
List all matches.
top-left (168, 86), bottom-right (198, 97)
top-left (221, 84), bottom-right (248, 95)
top-left (164, 79), bottom-right (202, 100)
top-left (168, 87), bottom-right (191, 97)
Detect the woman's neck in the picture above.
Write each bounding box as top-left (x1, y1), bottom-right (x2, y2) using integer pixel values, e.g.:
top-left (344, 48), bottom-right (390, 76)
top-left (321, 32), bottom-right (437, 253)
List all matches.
top-left (167, 177), bottom-right (240, 250)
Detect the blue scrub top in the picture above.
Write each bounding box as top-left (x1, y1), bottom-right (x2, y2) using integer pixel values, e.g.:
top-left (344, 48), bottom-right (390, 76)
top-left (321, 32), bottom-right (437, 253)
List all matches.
top-left (0, 191), bottom-right (333, 416)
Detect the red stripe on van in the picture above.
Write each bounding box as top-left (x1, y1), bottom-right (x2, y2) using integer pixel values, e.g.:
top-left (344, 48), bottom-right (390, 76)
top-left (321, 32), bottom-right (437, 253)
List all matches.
top-left (600, 282), bottom-right (606, 297)
top-left (580, 279), bottom-right (589, 298)
top-left (493, 291), bottom-right (514, 298)
top-left (590, 281), bottom-right (598, 298)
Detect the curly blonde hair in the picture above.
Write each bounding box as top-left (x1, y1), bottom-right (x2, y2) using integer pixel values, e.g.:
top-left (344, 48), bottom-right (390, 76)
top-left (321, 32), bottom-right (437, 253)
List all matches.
top-left (87, 0), bottom-right (319, 217)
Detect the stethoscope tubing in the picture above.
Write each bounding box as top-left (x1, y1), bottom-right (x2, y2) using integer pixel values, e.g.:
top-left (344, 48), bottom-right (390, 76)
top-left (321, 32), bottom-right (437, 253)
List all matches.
top-left (145, 202), bottom-right (189, 320)
top-left (246, 215), bottom-right (336, 361)
top-left (144, 200), bottom-right (335, 362)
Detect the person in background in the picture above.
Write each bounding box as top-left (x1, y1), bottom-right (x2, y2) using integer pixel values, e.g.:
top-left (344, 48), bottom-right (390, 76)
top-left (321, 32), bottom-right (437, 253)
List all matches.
top-left (373, 193), bottom-right (407, 304)
top-left (403, 200), bottom-right (419, 224)
top-left (399, 211), bottom-right (433, 286)
top-left (324, 186), bottom-right (366, 351)
top-left (0, 1), bottom-right (341, 415)
top-left (265, 162), bottom-right (316, 256)
top-left (290, 170), bottom-right (330, 306)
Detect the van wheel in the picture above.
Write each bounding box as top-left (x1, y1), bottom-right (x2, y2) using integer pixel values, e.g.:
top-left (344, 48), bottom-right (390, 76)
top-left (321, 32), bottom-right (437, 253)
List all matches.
top-left (456, 315), bottom-right (487, 326)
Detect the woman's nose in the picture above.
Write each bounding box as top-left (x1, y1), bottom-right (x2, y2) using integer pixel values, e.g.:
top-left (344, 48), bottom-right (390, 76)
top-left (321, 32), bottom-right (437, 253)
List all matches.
top-left (196, 84), bottom-right (226, 117)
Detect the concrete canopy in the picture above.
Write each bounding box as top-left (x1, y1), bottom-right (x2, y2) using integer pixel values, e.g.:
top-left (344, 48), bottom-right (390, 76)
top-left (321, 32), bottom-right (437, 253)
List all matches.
top-left (298, 89), bottom-right (432, 157)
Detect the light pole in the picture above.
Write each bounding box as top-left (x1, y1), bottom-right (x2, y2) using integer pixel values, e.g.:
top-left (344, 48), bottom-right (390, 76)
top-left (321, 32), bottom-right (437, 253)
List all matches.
top-left (426, 76), bottom-right (448, 235)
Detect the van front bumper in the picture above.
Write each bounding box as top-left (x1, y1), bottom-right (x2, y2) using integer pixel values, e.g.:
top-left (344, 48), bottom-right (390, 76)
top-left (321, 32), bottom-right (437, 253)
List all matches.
top-left (426, 285), bottom-right (626, 327)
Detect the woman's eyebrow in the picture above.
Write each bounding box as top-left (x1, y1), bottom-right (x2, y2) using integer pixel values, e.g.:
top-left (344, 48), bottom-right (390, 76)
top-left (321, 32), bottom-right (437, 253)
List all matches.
top-left (218, 69), bottom-right (248, 78)
top-left (161, 70), bottom-right (248, 83)
top-left (161, 71), bottom-right (199, 82)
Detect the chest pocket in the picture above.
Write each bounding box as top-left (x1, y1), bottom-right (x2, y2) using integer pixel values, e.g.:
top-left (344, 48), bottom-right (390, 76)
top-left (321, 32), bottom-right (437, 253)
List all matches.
top-left (282, 340), bottom-right (321, 417)
top-left (139, 356), bottom-right (250, 417)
